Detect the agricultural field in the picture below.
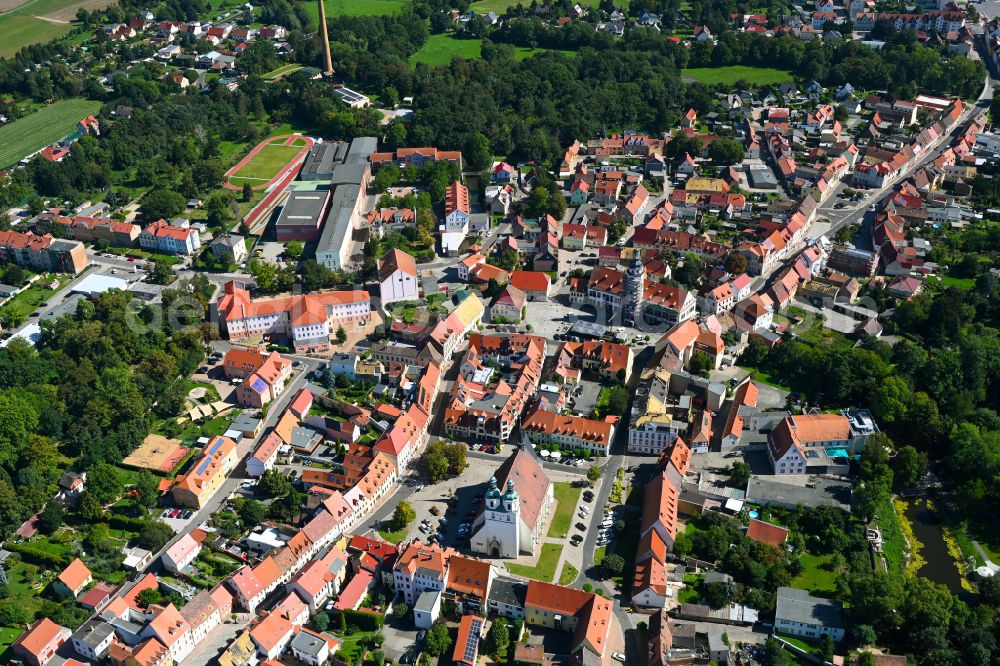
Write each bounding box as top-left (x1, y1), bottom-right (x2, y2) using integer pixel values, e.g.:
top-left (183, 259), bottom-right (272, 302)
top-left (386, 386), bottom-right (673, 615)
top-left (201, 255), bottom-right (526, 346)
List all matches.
top-left (0, 0), bottom-right (113, 57)
top-left (0, 98), bottom-right (101, 168)
top-left (225, 141), bottom-right (303, 187)
top-left (680, 66), bottom-right (793, 86)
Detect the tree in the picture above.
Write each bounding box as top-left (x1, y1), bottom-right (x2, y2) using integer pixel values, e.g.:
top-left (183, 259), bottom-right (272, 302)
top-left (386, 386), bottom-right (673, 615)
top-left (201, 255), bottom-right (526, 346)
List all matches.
top-left (141, 189), bottom-right (187, 221)
top-left (392, 499), bottom-right (416, 529)
top-left (664, 131), bottom-right (702, 160)
top-left (87, 462), bottom-right (123, 504)
top-left (242, 182), bottom-right (253, 202)
top-left (249, 259), bottom-right (279, 292)
top-left (604, 387), bottom-right (629, 417)
top-left (689, 350), bottom-right (712, 377)
top-left (728, 461), bottom-right (751, 487)
top-left (285, 241), bottom-right (304, 259)
top-left (336, 325), bottom-right (347, 345)
top-left (260, 469), bottom-right (293, 497)
top-left (137, 521), bottom-right (174, 550)
top-left (134, 470), bottom-right (160, 509)
top-left (819, 635), bottom-right (834, 662)
top-left (707, 137), bottom-right (745, 165)
top-left (484, 617), bottom-right (510, 659)
top-left (725, 253), bottom-right (747, 275)
top-left (37, 502), bottom-right (63, 534)
top-left (147, 261), bottom-right (175, 285)
top-left (313, 612), bottom-right (330, 631)
top-left (464, 132), bottom-right (493, 172)
top-left (392, 603), bottom-right (409, 619)
top-left (425, 622), bottom-right (452, 656)
top-left (602, 553), bottom-right (624, 576)
top-left (702, 581), bottom-right (734, 609)
top-left (424, 448), bottom-right (449, 481)
top-left (892, 445), bottom-right (928, 489)
top-left (137, 588), bottom-right (164, 607)
top-left (587, 466), bottom-right (601, 482)
top-left (762, 638), bottom-right (792, 666)
top-left (206, 192), bottom-right (234, 228)
top-left (239, 499), bottom-right (266, 526)
top-left (739, 338), bottom-right (770, 368)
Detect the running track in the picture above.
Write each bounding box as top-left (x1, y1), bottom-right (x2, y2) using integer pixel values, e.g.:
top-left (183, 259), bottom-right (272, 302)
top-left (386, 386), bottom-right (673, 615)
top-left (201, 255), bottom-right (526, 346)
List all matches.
top-left (222, 134), bottom-right (314, 192)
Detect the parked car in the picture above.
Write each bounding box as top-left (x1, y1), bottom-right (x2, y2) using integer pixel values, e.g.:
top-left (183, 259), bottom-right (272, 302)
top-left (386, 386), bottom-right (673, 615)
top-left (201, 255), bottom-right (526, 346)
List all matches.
top-left (576, 522), bottom-right (587, 531)
top-left (429, 505), bottom-right (440, 515)
top-left (612, 653), bottom-right (626, 663)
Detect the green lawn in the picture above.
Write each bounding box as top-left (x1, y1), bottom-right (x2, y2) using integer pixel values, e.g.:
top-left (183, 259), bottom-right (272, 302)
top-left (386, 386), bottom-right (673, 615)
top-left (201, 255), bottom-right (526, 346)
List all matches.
top-left (325, 0), bottom-right (405, 15)
top-left (0, 98), bottom-right (102, 168)
top-left (548, 482), bottom-right (582, 538)
top-left (378, 524), bottom-right (408, 543)
top-left (506, 543), bottom-right (563, 582)
top-left (559, 561), bottom-right (579, 585)
top-left (262, 63), bottom-right (303, 80)
top-left (227, 142), bottom-right (302, 186)
top-left (681, 66), bottom-right (793, 86)
top-left (336, 630), bottom-right (377, 662)
top-left (791, 553), bottom-right (838, 595)
top-left (0, 285), bottom-right (55, 323)
top-left (0, 626), bottom-right (22, 661)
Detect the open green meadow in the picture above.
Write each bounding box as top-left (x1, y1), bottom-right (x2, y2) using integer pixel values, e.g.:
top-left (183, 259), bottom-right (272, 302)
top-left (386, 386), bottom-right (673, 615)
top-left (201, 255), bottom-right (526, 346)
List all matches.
top-left (681, 66), bottom-right (793, 86)
top-left (409, 33), bottom-right (575, 66)
top-left (301, 0), bottom-right (405, 21)
top-left (262, 63), bottom-right (303, 80)
top-left (0, 98), bottom-right (101, 168)
top-left (470, 0), bottom-right (598, 11)
top-left (226, 142), bottom-right (302, 186)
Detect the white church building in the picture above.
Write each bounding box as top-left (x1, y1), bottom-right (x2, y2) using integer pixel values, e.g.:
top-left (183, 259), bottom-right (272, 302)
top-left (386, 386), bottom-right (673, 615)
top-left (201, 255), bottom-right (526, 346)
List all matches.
top-left (471, 449), bottom-right (553, 559)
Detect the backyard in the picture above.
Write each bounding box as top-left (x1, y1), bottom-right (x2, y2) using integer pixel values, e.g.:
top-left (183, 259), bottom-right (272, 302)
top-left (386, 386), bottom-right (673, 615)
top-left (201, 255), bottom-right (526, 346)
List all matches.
top-left (505, 543), bottom-right (563, 582)
top-left (791, 553), bottom-right (838, 596)
top-left (547, 482), bottom-right (582, 539)
top-left (0, 98), bottom-right (102, 168)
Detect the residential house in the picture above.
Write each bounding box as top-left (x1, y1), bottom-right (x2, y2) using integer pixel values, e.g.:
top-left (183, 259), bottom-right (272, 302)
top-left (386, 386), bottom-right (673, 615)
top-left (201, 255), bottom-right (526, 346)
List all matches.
top-left (54, 558), bottom-right (92, 598)
top-left (12, 619), bottom-right (71, 666)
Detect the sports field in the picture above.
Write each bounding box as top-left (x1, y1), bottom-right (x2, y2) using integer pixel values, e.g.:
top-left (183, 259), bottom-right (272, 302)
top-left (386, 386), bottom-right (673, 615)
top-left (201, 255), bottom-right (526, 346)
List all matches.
top-left (680, 66), bottom-right (793, 86)
top-left (226, 142), bottom-right (303, 187)
top-left (0, 98), bottom-right (101, 168)
top-left (0, 0), bottom-right (113, 57)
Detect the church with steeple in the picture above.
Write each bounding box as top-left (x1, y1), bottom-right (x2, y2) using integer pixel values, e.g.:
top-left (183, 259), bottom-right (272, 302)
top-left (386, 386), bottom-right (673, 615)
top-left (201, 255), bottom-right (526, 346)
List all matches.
top-left (471, 449), bottom-right (553, 559)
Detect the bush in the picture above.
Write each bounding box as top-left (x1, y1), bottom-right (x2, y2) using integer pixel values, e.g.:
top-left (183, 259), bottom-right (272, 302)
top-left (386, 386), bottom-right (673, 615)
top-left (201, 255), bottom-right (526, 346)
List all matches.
top-left (339, 608), bottom-right (384, 632)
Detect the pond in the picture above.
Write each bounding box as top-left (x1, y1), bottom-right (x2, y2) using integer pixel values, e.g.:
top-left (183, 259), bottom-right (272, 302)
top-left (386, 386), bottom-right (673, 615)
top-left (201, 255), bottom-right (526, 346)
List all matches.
top-left (904, 499), bottom-right (967, 597)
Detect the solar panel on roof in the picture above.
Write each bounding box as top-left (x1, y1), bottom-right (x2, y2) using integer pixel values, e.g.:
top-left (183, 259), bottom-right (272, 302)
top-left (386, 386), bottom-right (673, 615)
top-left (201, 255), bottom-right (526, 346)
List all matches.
top-left (251, 378), bottom-right (268, 393)
top-left (206, 438), bottom-right (222, 456)
top-left (196, 458), bottom-right (212, 475)
top-left (464, 619), bottom-right (482, 662)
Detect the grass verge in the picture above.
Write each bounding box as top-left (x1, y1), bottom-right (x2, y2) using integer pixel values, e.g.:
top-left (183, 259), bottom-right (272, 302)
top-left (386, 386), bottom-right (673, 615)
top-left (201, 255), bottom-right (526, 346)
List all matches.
top-left (506, 543), bottom-right (563, 582)
top-left (548, 482), bottom-right (582, 538)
